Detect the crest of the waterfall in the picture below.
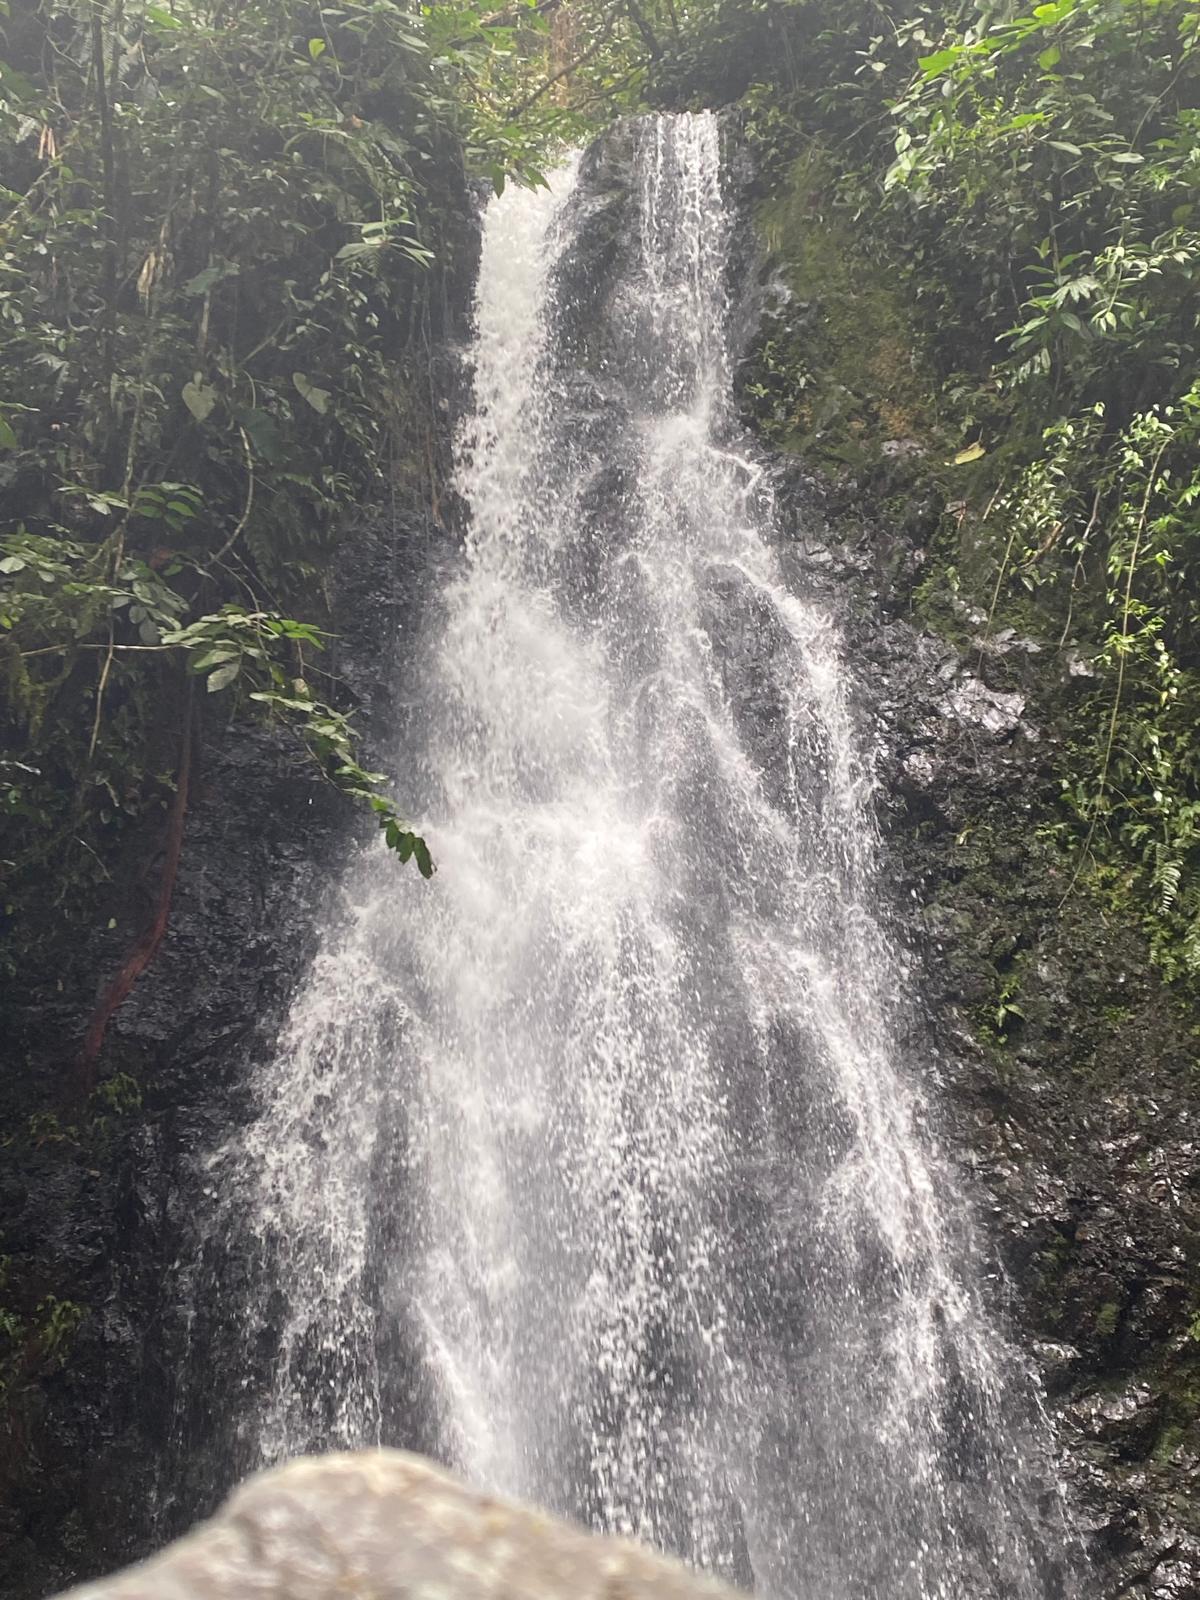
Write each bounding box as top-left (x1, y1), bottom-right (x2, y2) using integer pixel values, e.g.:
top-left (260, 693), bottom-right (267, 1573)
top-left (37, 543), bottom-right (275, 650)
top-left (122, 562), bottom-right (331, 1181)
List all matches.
top-left (186, 112), bottom-right (1083, 1600)
top-left (621, 113), bottom-right (730, 416)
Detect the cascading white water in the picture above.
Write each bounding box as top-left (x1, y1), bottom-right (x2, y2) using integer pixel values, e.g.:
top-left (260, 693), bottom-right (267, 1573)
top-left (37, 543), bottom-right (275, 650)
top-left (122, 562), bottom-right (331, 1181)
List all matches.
top-left (195, 113), bottom-right (1078, 1599)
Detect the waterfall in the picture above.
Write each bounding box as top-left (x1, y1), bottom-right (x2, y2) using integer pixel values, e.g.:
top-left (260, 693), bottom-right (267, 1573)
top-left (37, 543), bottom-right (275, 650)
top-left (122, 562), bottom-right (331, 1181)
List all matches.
top-left (190, 113), bottom-right (1078, 1599)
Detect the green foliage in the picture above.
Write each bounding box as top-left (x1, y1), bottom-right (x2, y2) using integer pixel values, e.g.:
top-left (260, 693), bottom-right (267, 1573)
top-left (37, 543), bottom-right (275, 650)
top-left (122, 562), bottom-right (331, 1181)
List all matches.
top-left (26, 1109), bottom-right (71, 1147)
top-left (423, 0), bottom-right (690, 182)
top-left (669, 0), bottom-right (1200, 986)
top-left (35, 1295), bottom-right (85, 1358)
top-left (0, 1282), bottom-right (85, 1405)
top-left (1045, 387), bottom-right (1200, 977)
top-left (0, 0), bottom-right (481, 962)
top-left (0, 0), bottom-right (692, 975)
top-left (879, 0), bottom-right (1200, 403)
top-left (1095, 1300), bottom-right (1121, 1339)
top-left (91, 1071), bottom-right (142, 1116)
top-left (166, 606), bottom-right (434, 872)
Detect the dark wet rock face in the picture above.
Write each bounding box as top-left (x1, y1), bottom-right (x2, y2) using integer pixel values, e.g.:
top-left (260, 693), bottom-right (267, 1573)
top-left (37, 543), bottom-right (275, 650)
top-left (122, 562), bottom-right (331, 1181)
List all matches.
top-left (0, 511), bottom-right (452, 1598)
top-left (774, 469), bottom-right (1200, 1597)
top-left (1, 741), bottom-right (340, 1594)
top-left (883, 638), bottom-right (1200, 1598)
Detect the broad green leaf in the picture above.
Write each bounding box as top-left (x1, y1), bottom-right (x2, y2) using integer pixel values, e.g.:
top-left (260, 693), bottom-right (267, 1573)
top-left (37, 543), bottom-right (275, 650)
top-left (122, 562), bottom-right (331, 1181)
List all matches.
top-left (182, 378), bottom-right (218, 423)
top-left (953, 441), bottom-right (987, 465)
top-left (0, 415), bottom-right (16, 450)
top-left (1038, 43), bottom-right (1061, 69)
top-left (87, 492), bottom-right (126, 514)
top-left (308, 37), bottom-right (326, 58)
top-left (206, 661), bottom-right (240, 693)
top-left (235, 407), bottom-right (286, 462)
top-left (918, 47), bottom-right (961, 77)
top-left (293, 372), bottom-right (331, 415)
top-left (181, 263), bottom-right (238, 297)
top-left (191, 647), bottom-right (239, 671)
top-left (413, 836), bottom-right (434, 879)
top-left (145, 5), bottom-right (184, 27)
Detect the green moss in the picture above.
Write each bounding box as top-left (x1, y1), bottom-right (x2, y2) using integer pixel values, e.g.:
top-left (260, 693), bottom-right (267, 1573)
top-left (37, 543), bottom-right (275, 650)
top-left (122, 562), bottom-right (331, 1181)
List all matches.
top-left (746, 151), bottom-right (944, 466)
top-left (910, 558), bottom-right (972, 647)
top-left (1096, 1302), bottom-right (1121, 1338)
top-left (744, 148), bottom-right (1035, 654)
top-left (1030, 1232), bottom-right (1075, 1328)
top-left (1143, 1353), bottom-right (1200, 1484)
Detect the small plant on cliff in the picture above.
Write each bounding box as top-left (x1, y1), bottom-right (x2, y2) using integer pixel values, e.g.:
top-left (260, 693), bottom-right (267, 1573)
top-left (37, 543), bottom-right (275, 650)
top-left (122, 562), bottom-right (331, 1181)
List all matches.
top-left (0, 1284), bottom-right (86, 1407)
top-left (91, 1072), bottom-right (142, 1117)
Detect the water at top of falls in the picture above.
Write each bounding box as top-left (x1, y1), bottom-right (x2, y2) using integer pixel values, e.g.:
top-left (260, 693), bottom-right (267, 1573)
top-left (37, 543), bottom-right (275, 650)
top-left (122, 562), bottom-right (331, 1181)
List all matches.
top-left (191, 111), bottom-right (1081, 1600)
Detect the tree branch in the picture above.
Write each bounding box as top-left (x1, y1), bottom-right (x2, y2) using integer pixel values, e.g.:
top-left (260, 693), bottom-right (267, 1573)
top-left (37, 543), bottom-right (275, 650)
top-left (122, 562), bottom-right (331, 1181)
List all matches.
top-left (506, 8), bottom-right (620, 122)
top-left (74, 681), bottom-right (195, 1098)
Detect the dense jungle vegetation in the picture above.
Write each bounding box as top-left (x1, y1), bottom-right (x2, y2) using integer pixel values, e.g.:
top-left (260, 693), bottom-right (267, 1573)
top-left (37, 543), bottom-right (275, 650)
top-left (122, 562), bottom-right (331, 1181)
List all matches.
top-left (1, 0), bottom-right (1198, 1022)
top-left (709, 0), bottom-right (1200, 986)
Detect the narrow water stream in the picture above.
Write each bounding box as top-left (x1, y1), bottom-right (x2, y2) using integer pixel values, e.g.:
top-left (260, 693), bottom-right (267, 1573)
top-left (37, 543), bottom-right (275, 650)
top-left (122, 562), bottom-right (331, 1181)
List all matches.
top-left (192, 112), bottom-right (1077, 1600)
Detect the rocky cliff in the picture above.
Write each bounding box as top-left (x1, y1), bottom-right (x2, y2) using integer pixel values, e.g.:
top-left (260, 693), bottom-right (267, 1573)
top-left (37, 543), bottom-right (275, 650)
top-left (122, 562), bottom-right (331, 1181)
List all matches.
top-left (0, 491), bottom-right (465, 1595)
top-left (744, 182), bottom-right (1200, 1599)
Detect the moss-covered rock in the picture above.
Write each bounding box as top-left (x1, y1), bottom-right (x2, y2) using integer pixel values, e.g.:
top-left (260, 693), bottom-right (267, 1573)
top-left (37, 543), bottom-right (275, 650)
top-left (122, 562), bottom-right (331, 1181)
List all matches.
top-left (739, 150), bottom-right (945, 468)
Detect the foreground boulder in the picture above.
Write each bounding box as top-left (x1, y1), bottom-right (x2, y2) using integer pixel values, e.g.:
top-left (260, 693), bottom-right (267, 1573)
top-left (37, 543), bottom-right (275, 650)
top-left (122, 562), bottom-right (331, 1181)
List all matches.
top-left (57, 1451), bottom-right (739, 1600)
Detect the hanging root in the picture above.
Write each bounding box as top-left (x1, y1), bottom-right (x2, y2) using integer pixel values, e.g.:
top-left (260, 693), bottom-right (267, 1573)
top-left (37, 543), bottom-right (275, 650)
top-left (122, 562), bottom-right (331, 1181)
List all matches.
top-left (73, 685), bottom-right (195, 1100)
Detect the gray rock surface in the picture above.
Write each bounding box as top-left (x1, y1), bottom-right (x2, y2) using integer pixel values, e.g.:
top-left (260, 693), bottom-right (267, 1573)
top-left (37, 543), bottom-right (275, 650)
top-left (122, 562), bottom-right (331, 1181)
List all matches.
top-left (57, 1452), bottom-right (738, 1600)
